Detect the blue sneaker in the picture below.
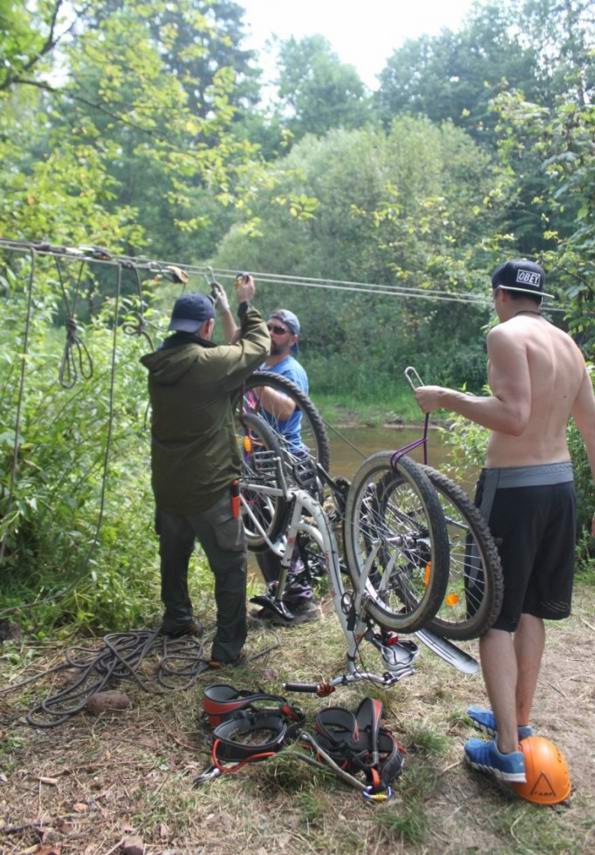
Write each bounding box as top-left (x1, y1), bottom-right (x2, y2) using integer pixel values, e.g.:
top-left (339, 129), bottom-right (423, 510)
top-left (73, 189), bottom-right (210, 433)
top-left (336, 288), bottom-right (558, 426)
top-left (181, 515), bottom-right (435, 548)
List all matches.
top-left (467, 706), bottom-right (533, 741)
top-left (464, 738), bottom-right (526, 783)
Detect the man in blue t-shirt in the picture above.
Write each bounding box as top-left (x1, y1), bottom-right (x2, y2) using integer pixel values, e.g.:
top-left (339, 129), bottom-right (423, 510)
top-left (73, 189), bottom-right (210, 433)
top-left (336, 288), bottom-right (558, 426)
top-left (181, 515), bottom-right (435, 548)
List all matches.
top-left (211, 290), bottom-right (320, 624)
top-left (259, 309), bottom-right (308, 441)
top-left (253, 309), bottom-right (320, 624)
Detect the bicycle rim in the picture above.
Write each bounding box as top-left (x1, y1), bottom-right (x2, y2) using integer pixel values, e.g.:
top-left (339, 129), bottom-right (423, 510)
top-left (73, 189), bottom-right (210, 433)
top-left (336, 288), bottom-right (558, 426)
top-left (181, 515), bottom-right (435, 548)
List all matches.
top-left (422, 466), bottom-right (504, 640)
top-left (343, 452), bottom-right (449, 633)
top-left (239, 371), bottom-right (330, 477)
top-left (237, 412), bottom-right (289, 551)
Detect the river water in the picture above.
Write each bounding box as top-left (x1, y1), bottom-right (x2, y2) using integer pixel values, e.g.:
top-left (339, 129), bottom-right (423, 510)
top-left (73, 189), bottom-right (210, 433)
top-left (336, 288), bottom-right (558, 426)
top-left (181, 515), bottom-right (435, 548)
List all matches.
top-left (327, 423), bottom-right (467, 482)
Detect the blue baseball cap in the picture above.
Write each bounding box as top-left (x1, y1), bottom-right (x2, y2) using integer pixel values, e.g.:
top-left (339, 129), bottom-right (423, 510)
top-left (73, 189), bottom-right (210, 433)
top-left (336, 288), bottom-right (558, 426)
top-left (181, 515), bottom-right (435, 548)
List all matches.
top-left (168, 292), bottom-right (215, 333)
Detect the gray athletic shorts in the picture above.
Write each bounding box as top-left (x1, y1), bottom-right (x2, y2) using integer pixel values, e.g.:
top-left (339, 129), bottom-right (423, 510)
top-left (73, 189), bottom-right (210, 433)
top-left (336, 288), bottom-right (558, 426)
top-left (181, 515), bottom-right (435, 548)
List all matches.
top-left (475, 462), bottom-right (576, 632)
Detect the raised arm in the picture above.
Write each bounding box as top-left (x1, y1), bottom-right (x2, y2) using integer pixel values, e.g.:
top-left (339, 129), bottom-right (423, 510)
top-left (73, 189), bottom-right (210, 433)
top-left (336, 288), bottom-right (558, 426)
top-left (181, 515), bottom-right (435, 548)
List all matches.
top-left (212, 280), bottom-right (240, 344)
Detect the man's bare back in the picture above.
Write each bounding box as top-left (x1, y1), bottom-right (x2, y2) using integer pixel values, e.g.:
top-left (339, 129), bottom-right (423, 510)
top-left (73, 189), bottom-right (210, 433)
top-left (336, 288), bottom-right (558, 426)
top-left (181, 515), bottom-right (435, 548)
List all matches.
top-left (415, 283), bottom-right (595, 533)
top-left (485, 314), bottom-right (586, 467)
top-left (415, 258), bottom-right (595, 784)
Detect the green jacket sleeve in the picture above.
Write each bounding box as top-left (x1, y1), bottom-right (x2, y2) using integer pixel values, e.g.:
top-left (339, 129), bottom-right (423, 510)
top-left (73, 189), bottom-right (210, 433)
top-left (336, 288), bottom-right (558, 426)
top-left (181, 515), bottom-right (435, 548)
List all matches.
top-left (196, 304), bottom-right (270, 391)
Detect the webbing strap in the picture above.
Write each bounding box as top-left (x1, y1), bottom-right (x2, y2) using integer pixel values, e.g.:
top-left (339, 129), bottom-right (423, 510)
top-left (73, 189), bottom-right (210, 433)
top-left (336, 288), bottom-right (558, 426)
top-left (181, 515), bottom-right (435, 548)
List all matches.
top-left (314, 698), bottom-right (403, 790)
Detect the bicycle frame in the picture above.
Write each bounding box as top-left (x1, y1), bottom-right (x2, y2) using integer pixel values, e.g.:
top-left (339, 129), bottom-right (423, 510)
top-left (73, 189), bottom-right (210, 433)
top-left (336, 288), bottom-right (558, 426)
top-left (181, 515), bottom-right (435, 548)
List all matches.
top-left (240, 388), bottom-right (479, 683)
top-left (240, 459), bottom-right (419, 692)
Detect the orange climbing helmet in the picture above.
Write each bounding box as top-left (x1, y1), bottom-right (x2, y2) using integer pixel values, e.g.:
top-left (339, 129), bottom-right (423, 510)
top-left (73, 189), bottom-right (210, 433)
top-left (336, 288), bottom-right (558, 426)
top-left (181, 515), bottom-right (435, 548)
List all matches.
top-left (512, 736), bottom-right (571, 805)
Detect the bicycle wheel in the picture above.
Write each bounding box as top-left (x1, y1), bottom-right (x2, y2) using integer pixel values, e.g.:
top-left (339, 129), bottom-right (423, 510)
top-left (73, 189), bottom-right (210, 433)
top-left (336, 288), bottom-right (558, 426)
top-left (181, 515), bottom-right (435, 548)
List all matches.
top-left (421, 467), bottom-right (504, 640)
top-left (236, 412), bottom-right (289, 551)
top-left (237, 371), bottom-right (330, 480)
top-left (343, 452), bottom-right (450, 633)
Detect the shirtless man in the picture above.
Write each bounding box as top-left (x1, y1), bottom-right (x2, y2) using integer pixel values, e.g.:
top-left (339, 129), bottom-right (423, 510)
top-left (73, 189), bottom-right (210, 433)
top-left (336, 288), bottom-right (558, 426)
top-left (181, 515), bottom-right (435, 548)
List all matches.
top-left (415, 258), bottom-right (595, 784)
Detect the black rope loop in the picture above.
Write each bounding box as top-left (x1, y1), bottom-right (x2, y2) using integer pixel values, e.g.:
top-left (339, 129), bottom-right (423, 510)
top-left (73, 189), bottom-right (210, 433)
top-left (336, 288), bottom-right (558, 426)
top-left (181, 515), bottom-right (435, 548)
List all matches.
top-left (122, 264), bottom-right (155, 349)
top-left (59, 314), bottom-right (94, 388)
top-left (55, 257), bottom-right (94, 388)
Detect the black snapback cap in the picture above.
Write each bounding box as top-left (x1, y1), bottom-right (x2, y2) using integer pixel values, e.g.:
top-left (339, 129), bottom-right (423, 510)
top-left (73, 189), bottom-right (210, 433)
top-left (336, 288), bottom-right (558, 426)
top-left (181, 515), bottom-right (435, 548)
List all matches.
top-left (491, 259), bottom-right (554, 299)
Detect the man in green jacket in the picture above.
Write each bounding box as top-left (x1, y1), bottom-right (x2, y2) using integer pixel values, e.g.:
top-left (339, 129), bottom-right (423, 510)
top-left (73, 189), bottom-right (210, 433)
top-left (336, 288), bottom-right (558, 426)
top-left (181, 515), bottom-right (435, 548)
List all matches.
top-left (141, 276), bottom-right (270, 666)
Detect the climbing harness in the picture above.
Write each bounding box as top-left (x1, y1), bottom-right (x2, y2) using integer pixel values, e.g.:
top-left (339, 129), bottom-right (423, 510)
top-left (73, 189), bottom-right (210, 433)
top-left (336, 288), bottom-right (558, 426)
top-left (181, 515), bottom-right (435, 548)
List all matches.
top-left (195, 685), bottom-right (402, 801)
top-left (195, 684), bottom-right (305, 785)
top-left (311, 697), bottom-right (404, 801)
top-left (202, 683), bottom-right (304, 727)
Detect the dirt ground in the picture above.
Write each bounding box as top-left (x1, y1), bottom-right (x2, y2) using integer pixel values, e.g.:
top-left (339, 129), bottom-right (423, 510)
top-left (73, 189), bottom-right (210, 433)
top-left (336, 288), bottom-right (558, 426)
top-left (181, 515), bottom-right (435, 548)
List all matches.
top-left (0, 584), bottom-right (593, 855)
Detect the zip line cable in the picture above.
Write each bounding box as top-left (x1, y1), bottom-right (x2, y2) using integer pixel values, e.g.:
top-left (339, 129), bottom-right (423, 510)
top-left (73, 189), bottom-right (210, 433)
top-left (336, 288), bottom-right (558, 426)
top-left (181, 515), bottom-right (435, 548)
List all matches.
top-left (0, 239), bottom-right (575, 314)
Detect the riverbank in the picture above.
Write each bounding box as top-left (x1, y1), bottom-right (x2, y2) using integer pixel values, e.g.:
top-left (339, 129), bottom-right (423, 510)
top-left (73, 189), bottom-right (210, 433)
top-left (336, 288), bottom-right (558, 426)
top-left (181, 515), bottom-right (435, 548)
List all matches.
top-left (315, 391), bottom-right (453, 432)
top-left (315, 389), bottom-right (428, 429)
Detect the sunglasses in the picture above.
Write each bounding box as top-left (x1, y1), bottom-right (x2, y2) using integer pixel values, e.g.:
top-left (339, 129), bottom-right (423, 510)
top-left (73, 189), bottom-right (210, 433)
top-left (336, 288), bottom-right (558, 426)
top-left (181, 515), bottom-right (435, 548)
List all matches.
top-left (267, 323), bottom-right (290, 335)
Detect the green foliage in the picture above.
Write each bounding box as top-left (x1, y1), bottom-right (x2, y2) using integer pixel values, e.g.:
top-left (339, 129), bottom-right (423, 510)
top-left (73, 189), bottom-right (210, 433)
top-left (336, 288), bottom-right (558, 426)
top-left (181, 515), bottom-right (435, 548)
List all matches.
top-left (493, 91), bottom-right (595, 348)
top-left (445, 373), bottom-right (595, 570)
top-left (0, 256), bottom-right (165, 630)
top-left (0, 0), bottom-right (593, 630)
top-left (214, 117), bottom-right (508, 394)
top-left (376, 1), bottom-right (593, 142)
top-left (274, 35), bottom-right (372, 142)
top-left (0, 0), bottom-right (265, 258)
top-left (376, 1), bottom-right (544, 142)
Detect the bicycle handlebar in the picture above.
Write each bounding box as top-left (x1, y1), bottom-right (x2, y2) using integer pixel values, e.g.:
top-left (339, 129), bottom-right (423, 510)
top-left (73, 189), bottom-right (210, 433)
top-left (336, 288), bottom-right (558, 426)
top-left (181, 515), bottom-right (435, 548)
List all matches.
top-left (283, 682), bottom-right (321, 693)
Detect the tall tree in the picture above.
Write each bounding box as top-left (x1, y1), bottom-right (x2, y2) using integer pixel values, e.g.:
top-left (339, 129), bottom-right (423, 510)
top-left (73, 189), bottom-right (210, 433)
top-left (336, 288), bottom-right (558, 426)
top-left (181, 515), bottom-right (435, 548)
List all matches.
top-left (214, 118), bottom-right (508, 392)
top-left (0, 0), bottom-right (263, 258)
top-left (274, 35), bottom-right (371, 141)
top-left (376, 2), bottom-right (543, 142)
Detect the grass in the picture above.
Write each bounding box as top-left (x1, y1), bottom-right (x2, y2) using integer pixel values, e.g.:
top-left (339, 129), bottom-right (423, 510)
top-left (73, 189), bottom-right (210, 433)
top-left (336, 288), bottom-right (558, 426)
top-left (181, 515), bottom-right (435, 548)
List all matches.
top-left (0, 585), bottom-right (593, 854)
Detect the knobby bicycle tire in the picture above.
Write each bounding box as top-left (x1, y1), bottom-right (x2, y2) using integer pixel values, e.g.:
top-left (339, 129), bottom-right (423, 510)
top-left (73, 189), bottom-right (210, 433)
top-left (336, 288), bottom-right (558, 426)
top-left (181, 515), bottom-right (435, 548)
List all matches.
top-left (236, 370), bottom-right (331, 476)
top-left (421, 466), bottom-right (504, 640)
top-left (237, 412), bottom-right (289, 552)
top-left (343, 452), bottom-right (450, 633)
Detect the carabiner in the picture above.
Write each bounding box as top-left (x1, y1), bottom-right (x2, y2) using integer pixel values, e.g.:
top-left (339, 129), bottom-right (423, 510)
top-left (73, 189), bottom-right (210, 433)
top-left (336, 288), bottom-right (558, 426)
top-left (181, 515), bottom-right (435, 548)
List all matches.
top-left (192, 765), bottom-right (222, 787)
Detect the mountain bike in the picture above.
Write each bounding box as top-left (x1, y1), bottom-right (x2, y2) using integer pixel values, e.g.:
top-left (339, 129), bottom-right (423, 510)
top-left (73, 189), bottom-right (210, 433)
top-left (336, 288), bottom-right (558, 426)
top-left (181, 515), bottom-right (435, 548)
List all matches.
top-left (293, 366), bottom-right (503, 641)
top-left (367, 367), bottom-right (504, 640)
top-left (237, 410), bottom-right (478, 689)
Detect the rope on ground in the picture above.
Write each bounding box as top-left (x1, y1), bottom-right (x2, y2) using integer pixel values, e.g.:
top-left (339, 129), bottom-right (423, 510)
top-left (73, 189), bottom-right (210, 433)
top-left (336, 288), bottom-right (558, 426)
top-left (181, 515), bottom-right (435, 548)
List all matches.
top-left (20, 629), bottom-right (209, 727)
top-left (0, 627), bottom-right (281, 727)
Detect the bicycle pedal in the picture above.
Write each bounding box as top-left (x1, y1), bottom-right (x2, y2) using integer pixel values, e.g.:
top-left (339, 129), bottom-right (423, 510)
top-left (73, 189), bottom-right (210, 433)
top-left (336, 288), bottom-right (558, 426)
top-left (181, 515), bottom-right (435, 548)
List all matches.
top-left (367, 632), bottom-right (418, 672)
top-left (249, 596), bottom-right (295, 622)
